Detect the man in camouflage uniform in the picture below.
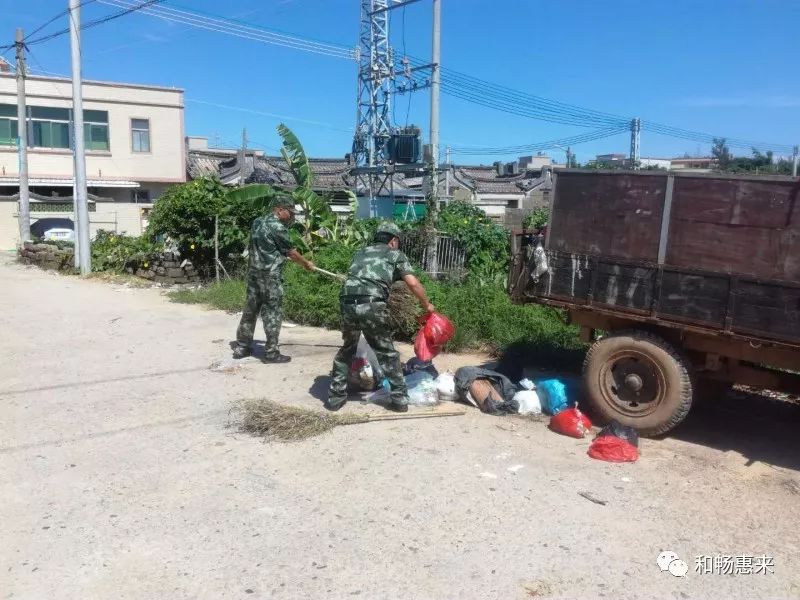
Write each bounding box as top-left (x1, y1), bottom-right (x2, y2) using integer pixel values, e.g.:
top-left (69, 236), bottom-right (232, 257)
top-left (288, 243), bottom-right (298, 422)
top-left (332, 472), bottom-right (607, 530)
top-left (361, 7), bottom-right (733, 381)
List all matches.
top-left (233, 197), bottom-right (314, 363)
top-left (326, 222), bottom-right (434, 412)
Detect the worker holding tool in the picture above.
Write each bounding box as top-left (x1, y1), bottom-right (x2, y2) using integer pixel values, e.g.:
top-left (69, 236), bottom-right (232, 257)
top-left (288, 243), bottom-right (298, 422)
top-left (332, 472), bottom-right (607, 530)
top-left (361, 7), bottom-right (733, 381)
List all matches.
top-left (326, 222), bottom-right (434, 412)
top-left (233, 196), bottom-right (315, 363)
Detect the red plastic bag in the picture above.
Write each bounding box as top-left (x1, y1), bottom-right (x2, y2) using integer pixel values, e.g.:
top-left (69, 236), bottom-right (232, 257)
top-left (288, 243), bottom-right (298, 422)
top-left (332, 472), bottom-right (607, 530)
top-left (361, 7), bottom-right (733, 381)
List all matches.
top-left (548, 407), bottom-right (592, 438)
top-left (414, 312), bottom-right (455, 361)
top-left (587, 436), bottom-right (639, 463)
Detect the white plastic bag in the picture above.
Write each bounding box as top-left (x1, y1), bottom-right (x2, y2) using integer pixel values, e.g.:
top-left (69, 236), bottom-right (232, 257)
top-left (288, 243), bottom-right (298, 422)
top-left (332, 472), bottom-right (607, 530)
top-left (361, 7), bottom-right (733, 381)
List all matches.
top-left (519, 378), bottom-right (535, 391)
top-left (406, 371), bottom-right (438, 405)
top-left (435, 372), bottom-right (458, 402)
top-left (514, 390), bottom-right (542, 415)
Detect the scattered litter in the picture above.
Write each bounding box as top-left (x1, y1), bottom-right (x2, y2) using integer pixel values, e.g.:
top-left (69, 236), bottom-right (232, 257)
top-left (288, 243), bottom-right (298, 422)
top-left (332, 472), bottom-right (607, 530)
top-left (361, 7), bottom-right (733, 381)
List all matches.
top-left (109, 316), bottom-right (121, 324)
top-left (406, 370), bottom-right (439, 406)
top-left (348, 336), bottom-right (384, 391)
top-left (507, 464), bottom-right (525, 473)
top-left (414, 312), bottom-right (455, 362)
top-left (519, 378), bottom-right (535, 390)
top-left (282, 322), bottom-right (298, 328)
top-left (434, 372), bottom-right (458, 402)
top-left (588, 421), bottom-right (640, 463)
top-left (621, 476), bottom-right (631, 483)
top-left (549, 407), bottom-right (592, 438)
top-left (514, 389), bottom-right (542, 415)
top-left (479, 472), bottom-right (498, 479)
top-left (404, 356), bottom-right (438, 378)
top-left (537, 378), bottom-right (573, 415)
top-left (578, 491), bottom-right (607, 505)
top-left (209, 359), bottom-right (246, 373)
top-left (454, 367), bottom-right (519, 415)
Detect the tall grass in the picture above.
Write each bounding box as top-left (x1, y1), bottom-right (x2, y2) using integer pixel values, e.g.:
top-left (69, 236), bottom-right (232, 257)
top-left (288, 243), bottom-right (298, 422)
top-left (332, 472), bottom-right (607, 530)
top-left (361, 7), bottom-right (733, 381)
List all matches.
top-left (169, 245), bottom-right (586, 369)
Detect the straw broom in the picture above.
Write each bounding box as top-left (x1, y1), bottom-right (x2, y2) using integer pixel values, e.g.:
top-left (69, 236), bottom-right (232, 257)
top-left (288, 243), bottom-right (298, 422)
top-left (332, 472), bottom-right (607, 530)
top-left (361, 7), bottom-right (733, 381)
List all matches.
top-left (235, 398), bottom-right (465, 442)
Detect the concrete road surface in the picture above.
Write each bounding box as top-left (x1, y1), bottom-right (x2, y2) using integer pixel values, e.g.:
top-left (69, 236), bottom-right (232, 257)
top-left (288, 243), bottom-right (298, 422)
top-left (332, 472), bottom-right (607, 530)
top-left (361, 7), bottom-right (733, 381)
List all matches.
top-left (2, 255), bottom-right (799, 600)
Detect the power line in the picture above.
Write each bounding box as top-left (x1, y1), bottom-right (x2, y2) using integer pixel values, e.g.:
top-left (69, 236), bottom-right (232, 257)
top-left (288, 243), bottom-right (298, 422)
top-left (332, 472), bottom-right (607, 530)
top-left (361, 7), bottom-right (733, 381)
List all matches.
top-left (449, 127), bottom-right (628, 156)
top-left (18, 0), bottom-right (166, 47)
top-left (96, 0), bottom-right (355, 59)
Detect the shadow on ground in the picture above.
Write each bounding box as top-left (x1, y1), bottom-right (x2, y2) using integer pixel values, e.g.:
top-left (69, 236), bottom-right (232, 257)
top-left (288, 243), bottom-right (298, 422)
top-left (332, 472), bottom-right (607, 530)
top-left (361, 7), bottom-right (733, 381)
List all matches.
top-left (666, 388), bottom-right (800, 473)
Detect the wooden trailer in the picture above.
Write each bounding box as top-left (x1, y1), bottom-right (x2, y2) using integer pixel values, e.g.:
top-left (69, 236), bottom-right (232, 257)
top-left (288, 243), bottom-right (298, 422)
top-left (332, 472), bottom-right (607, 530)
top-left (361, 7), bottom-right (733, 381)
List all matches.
top-left (508, 169), bottom-right (800, 435)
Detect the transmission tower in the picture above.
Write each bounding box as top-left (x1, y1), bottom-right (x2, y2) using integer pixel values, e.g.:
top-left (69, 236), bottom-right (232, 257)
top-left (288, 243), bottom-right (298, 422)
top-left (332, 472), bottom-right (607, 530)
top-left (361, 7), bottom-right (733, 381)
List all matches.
top-left (353, 0), bottom-right (394, 204)
top-left (629, 117), bottom-right (641, 169)
top-left (352, 0), bottom-right (435, 212)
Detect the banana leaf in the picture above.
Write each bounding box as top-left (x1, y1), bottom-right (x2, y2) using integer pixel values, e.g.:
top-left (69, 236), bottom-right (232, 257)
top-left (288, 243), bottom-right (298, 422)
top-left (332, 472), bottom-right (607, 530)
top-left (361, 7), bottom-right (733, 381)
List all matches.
top-left (277, 123), bottom-right (313, 188)
top-left (225, 184), bottom-right (280, 209)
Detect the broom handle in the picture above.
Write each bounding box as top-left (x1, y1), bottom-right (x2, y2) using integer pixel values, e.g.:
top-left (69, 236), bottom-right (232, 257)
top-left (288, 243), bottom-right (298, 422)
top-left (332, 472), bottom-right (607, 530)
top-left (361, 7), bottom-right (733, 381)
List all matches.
top-left (365, 409), bottom-right (466, 422)
top-left (314, 266), bottom-right (346, 282)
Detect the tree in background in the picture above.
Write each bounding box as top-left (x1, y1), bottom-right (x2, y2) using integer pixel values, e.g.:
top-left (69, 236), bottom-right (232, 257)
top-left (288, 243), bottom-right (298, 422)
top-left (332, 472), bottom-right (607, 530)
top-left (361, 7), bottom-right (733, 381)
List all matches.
top-left (712, 138), bottom-right (732, 170)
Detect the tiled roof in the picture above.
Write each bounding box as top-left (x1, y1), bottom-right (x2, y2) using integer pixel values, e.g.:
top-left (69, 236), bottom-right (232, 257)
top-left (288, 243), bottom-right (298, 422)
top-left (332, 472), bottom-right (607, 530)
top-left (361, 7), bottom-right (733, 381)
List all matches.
top-left (187, 149), bottom-right (553, 197)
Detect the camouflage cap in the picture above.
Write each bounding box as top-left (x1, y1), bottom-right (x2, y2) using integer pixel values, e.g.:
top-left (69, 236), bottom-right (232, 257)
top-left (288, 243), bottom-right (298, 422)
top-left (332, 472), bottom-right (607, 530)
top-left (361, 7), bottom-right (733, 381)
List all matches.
top-left (376, 221), bottom-right (402, 238)
top-left (272, 195), bottom-right (296, 213)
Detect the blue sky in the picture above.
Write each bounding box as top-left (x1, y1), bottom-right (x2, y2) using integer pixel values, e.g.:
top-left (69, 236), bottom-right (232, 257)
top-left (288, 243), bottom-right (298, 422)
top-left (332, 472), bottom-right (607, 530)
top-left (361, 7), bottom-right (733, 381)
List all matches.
top-left (4, 0), bottom-right (799, 164)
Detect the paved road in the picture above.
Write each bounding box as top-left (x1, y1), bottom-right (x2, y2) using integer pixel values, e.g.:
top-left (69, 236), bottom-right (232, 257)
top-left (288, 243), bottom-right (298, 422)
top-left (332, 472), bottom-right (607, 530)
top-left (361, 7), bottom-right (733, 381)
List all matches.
top-left (2, 256), bottom-right (799, 600)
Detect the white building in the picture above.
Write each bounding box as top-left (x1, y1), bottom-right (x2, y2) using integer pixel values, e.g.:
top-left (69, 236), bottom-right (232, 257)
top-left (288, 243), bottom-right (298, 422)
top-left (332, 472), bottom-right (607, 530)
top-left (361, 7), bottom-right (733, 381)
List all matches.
top-left (0, 72), bottom-right (185, 249)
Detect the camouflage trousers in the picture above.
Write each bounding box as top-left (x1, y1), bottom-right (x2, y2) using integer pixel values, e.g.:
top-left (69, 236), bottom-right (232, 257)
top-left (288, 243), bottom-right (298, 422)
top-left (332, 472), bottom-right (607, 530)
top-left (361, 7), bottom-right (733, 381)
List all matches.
top-left (235, 270), bottom-right (283, 358)
top-left (328, 299), bottom-right (407, 405)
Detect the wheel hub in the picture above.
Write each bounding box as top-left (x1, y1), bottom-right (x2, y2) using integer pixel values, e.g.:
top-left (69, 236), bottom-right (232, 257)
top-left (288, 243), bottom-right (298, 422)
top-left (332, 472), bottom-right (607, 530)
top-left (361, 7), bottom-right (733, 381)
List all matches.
top-left (603, 354), bottom-right (662, 416)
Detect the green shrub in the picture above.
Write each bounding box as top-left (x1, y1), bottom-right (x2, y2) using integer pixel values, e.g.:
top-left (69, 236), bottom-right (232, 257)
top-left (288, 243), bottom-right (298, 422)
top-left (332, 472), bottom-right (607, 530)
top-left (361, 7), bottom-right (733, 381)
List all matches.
top-left (523, 207), bottom-right (550, 230)
top-left (435, 201), bottom-right (510, 285)
top-left (145, 177), bottom-right (265, 267)
top-left (169, 241), bottom-right (584, 368)
top-left (91, 230), bottom-right (160, 273)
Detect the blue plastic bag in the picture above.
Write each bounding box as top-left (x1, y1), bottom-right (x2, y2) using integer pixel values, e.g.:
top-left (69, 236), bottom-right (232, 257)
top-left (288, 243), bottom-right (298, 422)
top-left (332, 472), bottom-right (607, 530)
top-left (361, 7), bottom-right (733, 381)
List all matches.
top-left (536, 378), bottom-right (573, 415)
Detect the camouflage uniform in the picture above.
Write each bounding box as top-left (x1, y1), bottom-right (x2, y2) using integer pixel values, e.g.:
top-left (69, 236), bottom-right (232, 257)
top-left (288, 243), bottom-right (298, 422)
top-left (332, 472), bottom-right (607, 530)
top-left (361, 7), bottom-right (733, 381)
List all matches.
top-left (235, 213), bottom-right (293, 359)
top-left (328, 242), bottom-right (415, 406)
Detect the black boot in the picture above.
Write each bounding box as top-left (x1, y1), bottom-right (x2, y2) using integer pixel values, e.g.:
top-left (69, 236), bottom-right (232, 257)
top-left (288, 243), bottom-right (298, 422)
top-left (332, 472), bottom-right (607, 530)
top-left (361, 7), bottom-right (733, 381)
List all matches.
top-left (324, 397), bottom-right (348, 412)
top-left (263, 353), bottom-right (291, 364)
top-left (232, 345), bottom-right (252, 359)
top-left (386, 402), bottom-right (409, 413)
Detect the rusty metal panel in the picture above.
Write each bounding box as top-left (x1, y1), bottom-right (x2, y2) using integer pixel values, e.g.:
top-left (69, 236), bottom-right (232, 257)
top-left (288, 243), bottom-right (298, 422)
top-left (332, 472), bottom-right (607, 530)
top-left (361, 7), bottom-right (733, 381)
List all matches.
top-left (592, 262), bottom-right (655, 312)
top-left (732, 280), bottom-right (800, 343)
top-left (549, 172), bottom-right (666, 262)
top-left (666, 176), bottom-right (800, 280)
top-left (657, 270), bottom-right (730, 328)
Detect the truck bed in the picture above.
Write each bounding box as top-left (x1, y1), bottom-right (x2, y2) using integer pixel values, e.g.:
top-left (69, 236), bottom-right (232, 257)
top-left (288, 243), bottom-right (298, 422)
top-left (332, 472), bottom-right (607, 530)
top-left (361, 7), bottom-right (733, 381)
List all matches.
top-left (509, 170), bottom-right (800, 348)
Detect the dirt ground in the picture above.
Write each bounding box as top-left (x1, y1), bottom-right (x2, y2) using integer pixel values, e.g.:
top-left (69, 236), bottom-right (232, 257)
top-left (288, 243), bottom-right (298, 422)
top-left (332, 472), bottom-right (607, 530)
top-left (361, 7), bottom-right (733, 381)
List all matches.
top-left (2, 254), bottom-right (799, 600)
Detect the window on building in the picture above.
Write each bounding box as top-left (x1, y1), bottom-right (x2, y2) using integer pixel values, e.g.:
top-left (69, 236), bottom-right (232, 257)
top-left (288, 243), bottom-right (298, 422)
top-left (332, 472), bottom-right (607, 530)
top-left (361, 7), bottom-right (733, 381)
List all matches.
top-left (83, 110), bottom-right (109, 151)
top-left (131, 118), bottom-right (150, 152)
top-left (0, 104), bottom-right (18, 145)
top-left (131, 189), bottom-right (151, 204)
top-left (30, 106), bottom-right (71, 149)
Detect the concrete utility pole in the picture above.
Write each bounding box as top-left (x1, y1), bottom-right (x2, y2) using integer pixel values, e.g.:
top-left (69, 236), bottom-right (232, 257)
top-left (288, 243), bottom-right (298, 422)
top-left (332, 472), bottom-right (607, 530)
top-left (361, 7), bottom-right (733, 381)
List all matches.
top-left (70, 0), bottom-right (91, 274)
top-left (424, 0), bottom-right (441, 276)
top-left (629, 117), bottom-right (641, 169)
top-left (15, 29), bottom-right (30, 244)
top-left (793, 145), bottom-right (798, 178)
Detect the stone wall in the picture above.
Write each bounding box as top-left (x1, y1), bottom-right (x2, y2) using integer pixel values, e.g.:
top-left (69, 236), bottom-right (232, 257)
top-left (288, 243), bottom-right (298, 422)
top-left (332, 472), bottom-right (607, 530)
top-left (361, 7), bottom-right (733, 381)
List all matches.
top-left (126, 250), bottom-right (199, 284)
top-left (18, 241), bottom-right (75, 271)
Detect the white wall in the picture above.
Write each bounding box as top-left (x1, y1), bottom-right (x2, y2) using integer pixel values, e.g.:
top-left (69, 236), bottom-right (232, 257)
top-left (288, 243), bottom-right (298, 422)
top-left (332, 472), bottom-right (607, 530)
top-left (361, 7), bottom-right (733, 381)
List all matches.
top-left (0, 74), bottom-right (185, 185)
top-left (0, 200), bottom-right (148, 250)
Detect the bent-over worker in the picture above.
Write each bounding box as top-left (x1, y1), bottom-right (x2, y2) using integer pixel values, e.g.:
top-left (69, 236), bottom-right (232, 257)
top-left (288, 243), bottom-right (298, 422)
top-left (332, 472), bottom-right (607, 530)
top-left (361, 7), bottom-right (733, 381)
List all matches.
top-left (233, 196), bottom-right (314, 363)
top-left (326, 222), bottom-right (433, 412)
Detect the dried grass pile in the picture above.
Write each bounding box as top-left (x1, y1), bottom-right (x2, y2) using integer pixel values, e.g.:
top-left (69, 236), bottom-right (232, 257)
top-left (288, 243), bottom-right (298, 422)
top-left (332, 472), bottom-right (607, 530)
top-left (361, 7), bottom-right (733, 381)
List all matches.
top-left (388, 281), bottom-right (421, 338)
top-left (235, 398), bottom-right (367, 441)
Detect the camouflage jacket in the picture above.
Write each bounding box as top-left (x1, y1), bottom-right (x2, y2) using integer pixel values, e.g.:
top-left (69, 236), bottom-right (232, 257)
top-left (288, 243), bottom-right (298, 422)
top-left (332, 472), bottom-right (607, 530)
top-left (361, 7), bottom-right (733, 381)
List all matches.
top-left (341, 243), bottom-right (414, 300)
top-left (248, 214), bottom-right (293, 275)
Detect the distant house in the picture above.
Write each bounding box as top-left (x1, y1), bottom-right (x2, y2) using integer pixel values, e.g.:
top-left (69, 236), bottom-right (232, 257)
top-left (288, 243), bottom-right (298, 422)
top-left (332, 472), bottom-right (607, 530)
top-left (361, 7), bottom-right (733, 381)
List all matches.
top-left (187, 139), bottom-right (553, 227)
top-left (0, 73), bottom-right (185, 249)
top-left (669, 157), bottom-right (716, 172)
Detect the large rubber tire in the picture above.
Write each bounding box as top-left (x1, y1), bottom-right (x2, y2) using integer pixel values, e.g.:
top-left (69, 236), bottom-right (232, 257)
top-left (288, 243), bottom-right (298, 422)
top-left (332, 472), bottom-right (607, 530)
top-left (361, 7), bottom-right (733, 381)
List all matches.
top-left (582, 330), bottom-right (693, 437)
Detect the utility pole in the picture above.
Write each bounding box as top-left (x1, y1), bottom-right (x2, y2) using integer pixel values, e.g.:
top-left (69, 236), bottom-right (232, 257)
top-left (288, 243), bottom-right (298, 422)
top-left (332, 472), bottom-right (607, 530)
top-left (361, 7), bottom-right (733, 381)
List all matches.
top-left (15, 29), bottom-right (30, 244)
top-left (424, 0), bottom-right (441, 276)
top-left (444, 145), bottom-right (451, 199)
top-left (70, 0), bottom-right (91, 274)
top-left (629, 117), bottom-right (641, 169)
top-left (793, 145), bottom-right (798, 178)
top-left (239, 127), bottom-right (247, 182)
